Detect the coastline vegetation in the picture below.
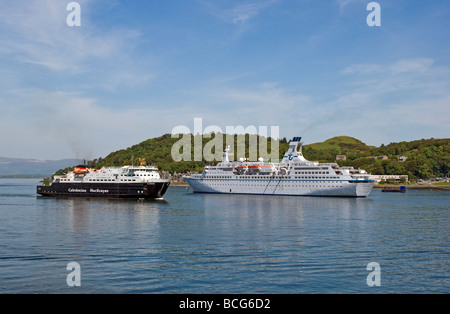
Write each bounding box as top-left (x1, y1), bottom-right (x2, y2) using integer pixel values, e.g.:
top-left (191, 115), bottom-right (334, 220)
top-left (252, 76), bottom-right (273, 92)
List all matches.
top-left (332, 137), bottom-right (450, 181)
top-left (93, 133), bottom-right (289, 175)
top-left (54, 134), bottom-right (449, 180)
top-left (433, 182), bottom-right (450, 186)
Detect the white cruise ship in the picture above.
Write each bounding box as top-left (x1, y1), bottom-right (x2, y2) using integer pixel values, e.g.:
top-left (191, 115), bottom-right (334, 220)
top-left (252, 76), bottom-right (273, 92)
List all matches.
top-left (184, 137), bottom-right (374, 197)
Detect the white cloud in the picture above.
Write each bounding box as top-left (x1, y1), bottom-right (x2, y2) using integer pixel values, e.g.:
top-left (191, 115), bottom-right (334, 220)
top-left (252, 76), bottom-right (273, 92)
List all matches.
top-left (343, 58), bottom-right (438, 76)
top-left (1, 73), bottom-right (448, 160)
top-left (0, 89), bottom-right (180, 159)
top-left (335, 58), bottom-right (450, 144)
top-left (0, 0), bottom-right (148, 83)
top-left (164, 82), bottom-right (331, 144)
top-left (337, 0), bottom-right (366, 11)
top-left (389, 58), bottom-right (435, 75)
top-left (0, 2), bottom-right (448, 160)
top-left (342, 63), bottom-right (383, 75)
top-left (231, 0), bottom-right (278, 24)
top-left (341, 58), bottom-right (450, 96)
top-left (199, 0), bottom-right (279, 25)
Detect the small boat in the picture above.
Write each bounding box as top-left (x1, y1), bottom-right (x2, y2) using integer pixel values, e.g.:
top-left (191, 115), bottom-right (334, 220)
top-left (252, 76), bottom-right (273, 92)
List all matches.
top-left (381, 186), bottom-right (406, 193)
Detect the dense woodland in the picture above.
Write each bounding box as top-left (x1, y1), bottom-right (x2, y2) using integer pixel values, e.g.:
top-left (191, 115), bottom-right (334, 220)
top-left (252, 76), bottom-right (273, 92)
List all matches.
top-left (56, 134), bottom-right (450, 181)
top-left (303, 136), bottom-right (450, 181)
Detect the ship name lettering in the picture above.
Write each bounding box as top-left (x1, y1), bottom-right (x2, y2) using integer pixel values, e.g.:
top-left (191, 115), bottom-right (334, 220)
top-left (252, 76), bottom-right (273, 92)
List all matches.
top-left (68, 188), bottom-right (86, 193)
top-left (90, 189), bottom-right (109, 194)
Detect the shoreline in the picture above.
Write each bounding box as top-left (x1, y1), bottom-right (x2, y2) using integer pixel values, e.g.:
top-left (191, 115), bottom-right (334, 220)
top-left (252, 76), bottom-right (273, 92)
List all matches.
top-left (373, 184), bottom-right (450, 190)
top-left (170, 182), bottom-right (189, 187)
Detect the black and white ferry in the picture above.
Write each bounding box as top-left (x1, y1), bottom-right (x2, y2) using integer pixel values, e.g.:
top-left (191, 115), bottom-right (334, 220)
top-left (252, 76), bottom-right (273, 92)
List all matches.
top-left (37, 159), bottom-right (170, 199)
top-left (184, 137), bottom-right (375, 197)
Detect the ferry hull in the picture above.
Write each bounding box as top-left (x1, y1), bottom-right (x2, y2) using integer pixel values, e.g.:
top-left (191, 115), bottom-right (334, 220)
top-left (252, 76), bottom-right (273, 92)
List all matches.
top-left (185, 178), bottom-right (374, 198)
top-left (37, 181), bottom-right (171, 199)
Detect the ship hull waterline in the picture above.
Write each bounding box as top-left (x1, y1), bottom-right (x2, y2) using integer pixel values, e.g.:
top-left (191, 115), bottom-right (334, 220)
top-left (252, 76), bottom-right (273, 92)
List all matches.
top-left (185, 178), bottom-right (374, 198)
top-left (37, 181), bottom-right (171, 199)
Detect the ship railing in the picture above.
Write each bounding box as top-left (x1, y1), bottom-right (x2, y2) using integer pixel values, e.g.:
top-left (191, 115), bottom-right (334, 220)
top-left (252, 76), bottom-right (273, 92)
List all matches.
top-left (321, 163), bottom-right (339, 167)
top-left (351, 175), bottom-right (371, 180)
top-left (286, 161), bottom-right (317, 167)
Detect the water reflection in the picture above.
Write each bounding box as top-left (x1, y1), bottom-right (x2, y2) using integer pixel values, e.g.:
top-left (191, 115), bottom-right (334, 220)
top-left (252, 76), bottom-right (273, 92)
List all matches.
top-left (36, 197), bottom-right (168, 239)
top-left (198, 193), bottom-right (373, 222)
top-left (13, 184), bottom-right (447, 293)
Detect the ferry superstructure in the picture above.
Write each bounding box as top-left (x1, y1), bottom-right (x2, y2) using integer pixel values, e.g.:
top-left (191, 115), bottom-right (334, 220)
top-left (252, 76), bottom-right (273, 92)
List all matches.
top-left (37, 159), bottom-right (170, 199)
top-left (184, 137), bottom-right (374, 197)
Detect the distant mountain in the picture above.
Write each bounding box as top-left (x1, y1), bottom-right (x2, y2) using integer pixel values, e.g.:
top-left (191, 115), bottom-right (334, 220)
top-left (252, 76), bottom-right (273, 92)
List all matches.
top-left (0, 157), bottom-right (81, 176)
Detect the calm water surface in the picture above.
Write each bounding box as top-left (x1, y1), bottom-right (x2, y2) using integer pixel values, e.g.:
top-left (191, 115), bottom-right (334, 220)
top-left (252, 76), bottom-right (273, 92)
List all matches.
top-left (0, 178), bottom-right (448, 293)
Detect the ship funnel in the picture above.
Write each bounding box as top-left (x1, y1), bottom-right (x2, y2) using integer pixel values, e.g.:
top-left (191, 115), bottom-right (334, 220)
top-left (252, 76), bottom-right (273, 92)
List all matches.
top-left (282, 136), bottom-right (308, 163)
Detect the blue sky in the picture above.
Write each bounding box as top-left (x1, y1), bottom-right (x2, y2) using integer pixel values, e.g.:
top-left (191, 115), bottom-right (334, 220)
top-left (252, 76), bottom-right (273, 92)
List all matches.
top-left (0, 0), bottom-right (449, 160)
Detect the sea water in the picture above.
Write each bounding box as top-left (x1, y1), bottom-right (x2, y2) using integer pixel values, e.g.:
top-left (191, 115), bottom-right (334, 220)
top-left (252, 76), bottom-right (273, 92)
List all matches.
top-left (0, 178), bottom-right (448, 293)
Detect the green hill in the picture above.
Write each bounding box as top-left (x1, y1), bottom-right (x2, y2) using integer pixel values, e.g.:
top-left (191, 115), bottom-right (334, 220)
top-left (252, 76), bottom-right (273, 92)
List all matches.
top-left (72, 135), bottom-right (449, 180)
top-left (302, 136), bottom-right (374, 161)
top-left (93, 133), bottom-right (288, 174)
top-left (336, 138), bottom-right (450, 180)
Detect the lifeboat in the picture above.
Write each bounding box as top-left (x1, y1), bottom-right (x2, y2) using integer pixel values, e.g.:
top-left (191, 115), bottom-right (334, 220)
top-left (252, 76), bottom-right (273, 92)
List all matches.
top-left (73, 166), bottom-right (97, 174)
top-left (235, 165), bottom-right (248, 174)
top-left (258, 164), bottom-right (275, 173)
top-left (73, 166), bottom-right (89, 174)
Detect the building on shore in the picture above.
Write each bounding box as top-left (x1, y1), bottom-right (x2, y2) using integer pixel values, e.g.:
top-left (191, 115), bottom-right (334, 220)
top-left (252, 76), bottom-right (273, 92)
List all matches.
top-left (367, 155), bottom-right (389, 160)
top-left (370, 174), bottom-right (408, 182)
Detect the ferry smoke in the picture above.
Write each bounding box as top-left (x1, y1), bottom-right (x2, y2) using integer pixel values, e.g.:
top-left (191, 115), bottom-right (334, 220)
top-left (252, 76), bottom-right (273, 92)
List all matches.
top-left (29, 91), bottom-right (97, 160)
